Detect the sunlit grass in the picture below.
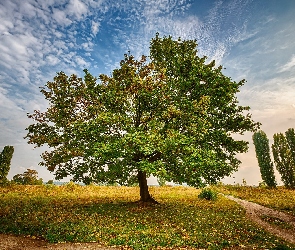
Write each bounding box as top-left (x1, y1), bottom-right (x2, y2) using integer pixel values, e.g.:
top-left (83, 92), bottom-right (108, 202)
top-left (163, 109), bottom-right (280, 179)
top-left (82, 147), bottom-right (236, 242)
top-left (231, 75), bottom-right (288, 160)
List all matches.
top-left (0, 184), bottom-right (294, 249)
top-left (215, 185), bottom-right (295, 216)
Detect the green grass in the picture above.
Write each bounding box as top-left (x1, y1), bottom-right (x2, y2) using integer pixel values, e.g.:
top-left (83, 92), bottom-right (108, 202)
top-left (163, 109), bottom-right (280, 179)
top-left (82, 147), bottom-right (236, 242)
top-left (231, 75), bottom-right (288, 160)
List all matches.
top-left (0, 184), bottom-right (294, 250)
top-left (215, 184), bottom-right (295, 216)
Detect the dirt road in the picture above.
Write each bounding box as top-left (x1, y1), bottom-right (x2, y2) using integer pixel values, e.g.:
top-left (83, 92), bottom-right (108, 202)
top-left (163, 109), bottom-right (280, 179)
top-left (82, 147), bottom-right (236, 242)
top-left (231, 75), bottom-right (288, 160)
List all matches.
top-left (226, 195), bottom-right (295, 244)
top-left (0, 234), bottom-right (120, 250)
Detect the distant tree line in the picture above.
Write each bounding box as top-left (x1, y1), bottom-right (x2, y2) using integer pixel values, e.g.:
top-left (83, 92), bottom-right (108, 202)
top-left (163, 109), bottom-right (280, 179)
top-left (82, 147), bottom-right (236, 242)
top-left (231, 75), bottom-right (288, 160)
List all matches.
top-left (0, 145), bottom-right (45, 185)
top-left (12, 168), bottom-right (43, 185)
top-left (253, 128), bottom-right (295, 189)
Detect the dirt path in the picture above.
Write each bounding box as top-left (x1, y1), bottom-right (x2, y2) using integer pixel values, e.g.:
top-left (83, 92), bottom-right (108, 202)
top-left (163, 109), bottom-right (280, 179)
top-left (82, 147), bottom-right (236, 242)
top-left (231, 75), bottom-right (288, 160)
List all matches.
top-left (0, 234), bottom-right (120, 250)
top-left (226, 195), bottom-right (295, 244)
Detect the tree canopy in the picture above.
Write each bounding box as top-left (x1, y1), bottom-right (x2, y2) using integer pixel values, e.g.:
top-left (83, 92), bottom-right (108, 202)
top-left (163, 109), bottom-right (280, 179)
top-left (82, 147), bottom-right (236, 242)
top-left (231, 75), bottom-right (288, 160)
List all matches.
top-left (25, 34), bottom-right (260, 202)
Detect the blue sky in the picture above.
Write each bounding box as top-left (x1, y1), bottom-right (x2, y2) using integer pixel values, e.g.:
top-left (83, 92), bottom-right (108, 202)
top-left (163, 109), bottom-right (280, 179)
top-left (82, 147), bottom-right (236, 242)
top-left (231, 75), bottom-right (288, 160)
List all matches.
top-left (0, 0), bottom-right (295, 185)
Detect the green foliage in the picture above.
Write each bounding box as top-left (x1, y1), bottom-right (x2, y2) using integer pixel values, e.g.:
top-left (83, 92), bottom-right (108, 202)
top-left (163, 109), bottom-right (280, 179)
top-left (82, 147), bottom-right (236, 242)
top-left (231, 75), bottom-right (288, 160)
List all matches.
top-left (157, 176), bottom-right (166, 186)
top-left (0, 145), bottom-right (14, 184)
top-left (198, 188), bottom-right (218, 201)
top-left (12, 169), bottom-right (43, 185)
top-left (253, 130), bottom-right (277, 188)
top-left (0, 185), bottom-right (293, 249)
top-left (285, 128), bottom-right (295, 160)
top-left (24, 34), bottom-right (260, 200)
top-left (272, 129), bottom-right (295, 189)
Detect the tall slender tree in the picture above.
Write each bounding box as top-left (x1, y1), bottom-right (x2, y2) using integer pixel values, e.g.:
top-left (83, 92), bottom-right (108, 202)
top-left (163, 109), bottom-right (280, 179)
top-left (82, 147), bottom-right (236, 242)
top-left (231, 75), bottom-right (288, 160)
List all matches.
top-left (285, 128), bottom-right (295, 161)
top-left (252, 130), bottom-right (276, 187)
top-left (25, 35), bottom-right (260, 202)
top-left (0, 145), bottom-right (14, 183)
top-left (272, 130), bottom-right (295, 189)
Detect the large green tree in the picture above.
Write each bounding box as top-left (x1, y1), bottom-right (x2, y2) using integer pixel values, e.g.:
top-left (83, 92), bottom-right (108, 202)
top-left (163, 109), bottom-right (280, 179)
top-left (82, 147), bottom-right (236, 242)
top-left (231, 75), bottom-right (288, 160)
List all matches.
top-left (252, 130), bottom-right (276, 188)
top-left (272, 128), bottom-right (295, 189)
top-left (0, 145), bottom-right (14, 184)
top-left (25, 35), bottom-right (259, 202)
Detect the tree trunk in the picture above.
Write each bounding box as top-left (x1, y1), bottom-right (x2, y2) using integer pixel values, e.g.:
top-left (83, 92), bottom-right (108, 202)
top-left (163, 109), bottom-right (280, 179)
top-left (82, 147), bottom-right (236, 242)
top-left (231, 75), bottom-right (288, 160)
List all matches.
top-left (137, 170), bottom-right (158, 203)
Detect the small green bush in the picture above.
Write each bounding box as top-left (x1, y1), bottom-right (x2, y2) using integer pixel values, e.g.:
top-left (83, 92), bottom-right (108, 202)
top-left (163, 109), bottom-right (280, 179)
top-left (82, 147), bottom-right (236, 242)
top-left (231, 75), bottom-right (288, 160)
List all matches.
top-left (258, 181), bottom-right (267, 188)
top-left (198, 188), bottom-right (218, 201)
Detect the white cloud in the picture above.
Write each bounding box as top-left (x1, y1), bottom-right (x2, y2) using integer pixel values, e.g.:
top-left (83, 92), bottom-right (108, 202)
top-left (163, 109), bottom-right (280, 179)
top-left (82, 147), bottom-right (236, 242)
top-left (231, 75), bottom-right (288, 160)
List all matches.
top-left (82, 41), bottom-right (94, 51)
top-left (75, 56), bottom-right (90, 68)
top-left (0, 19), bottom-right (14, 34)
top-left (52, 9), bottom-right (72, 26)
top-left (67, 0), bottom-right (88, 20)
top-left (46, 54), bottom-right (60, 66)
top-left (20, 1), bottom-right (37, 18)
top-left (54, 31), bottom-right (63, 38)
top-left (1, 34), bottom-right (27, 56)
top-left (117, 0), bottom-right (256, 67)
top-left (52, 40), bottom-right (68, 52)
top-left (279, 55), bottom-right (295, 72)
top-left (237, 76), bottom-right (295, 113)
top-left (0, 87), bottom-right (14, 108)
top-left (91, 21), bottom-right (100, 36)
top-left (0, 94), bottom-right (29, 141)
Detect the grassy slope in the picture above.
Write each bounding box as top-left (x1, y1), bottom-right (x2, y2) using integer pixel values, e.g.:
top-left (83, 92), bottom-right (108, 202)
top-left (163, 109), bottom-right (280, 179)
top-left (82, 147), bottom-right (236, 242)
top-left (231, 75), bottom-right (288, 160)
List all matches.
top-left (215, 185), bottom-right (295, 216)
top-left (0, 184), bottom-right (294, 250)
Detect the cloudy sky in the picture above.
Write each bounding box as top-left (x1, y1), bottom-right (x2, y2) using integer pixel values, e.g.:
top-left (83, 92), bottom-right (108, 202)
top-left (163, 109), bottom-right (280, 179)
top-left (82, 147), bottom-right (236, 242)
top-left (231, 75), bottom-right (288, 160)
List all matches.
top-left (0, 0), bottom-right (294, 185)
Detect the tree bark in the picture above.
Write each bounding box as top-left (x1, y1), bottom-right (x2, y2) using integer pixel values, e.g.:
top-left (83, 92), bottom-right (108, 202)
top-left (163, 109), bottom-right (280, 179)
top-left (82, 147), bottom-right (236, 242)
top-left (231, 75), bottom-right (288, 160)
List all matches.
top-left (137, 170), bottom-right (158, 203)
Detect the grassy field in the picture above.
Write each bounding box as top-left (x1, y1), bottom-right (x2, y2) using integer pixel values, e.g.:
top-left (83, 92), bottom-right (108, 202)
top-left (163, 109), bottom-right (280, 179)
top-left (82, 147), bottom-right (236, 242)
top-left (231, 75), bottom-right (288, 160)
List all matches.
top-left (0, 184), bottom-right (294, 250)
top-left (215, 184), bottom-right (295, 216)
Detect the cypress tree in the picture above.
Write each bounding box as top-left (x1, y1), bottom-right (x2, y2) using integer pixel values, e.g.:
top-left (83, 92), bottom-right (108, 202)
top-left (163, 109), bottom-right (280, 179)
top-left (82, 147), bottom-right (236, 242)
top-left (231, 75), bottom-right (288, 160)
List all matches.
top-left (272, 129), bottom-right (295, 189)
top-left (0, 145), bottom-right (14, 183)
top-left (253, 131), bottom-right (276, 187)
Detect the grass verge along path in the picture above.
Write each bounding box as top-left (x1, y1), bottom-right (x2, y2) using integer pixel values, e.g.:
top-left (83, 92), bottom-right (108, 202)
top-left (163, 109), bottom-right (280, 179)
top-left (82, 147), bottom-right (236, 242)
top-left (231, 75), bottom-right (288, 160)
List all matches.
top-left (215, 185), bottom-right (295, 216)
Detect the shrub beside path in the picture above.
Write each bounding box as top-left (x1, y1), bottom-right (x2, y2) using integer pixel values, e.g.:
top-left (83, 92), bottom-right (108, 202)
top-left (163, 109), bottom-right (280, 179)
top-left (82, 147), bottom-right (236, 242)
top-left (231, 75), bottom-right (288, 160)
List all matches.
top-left (226, 195), bottom-right (295, 244)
